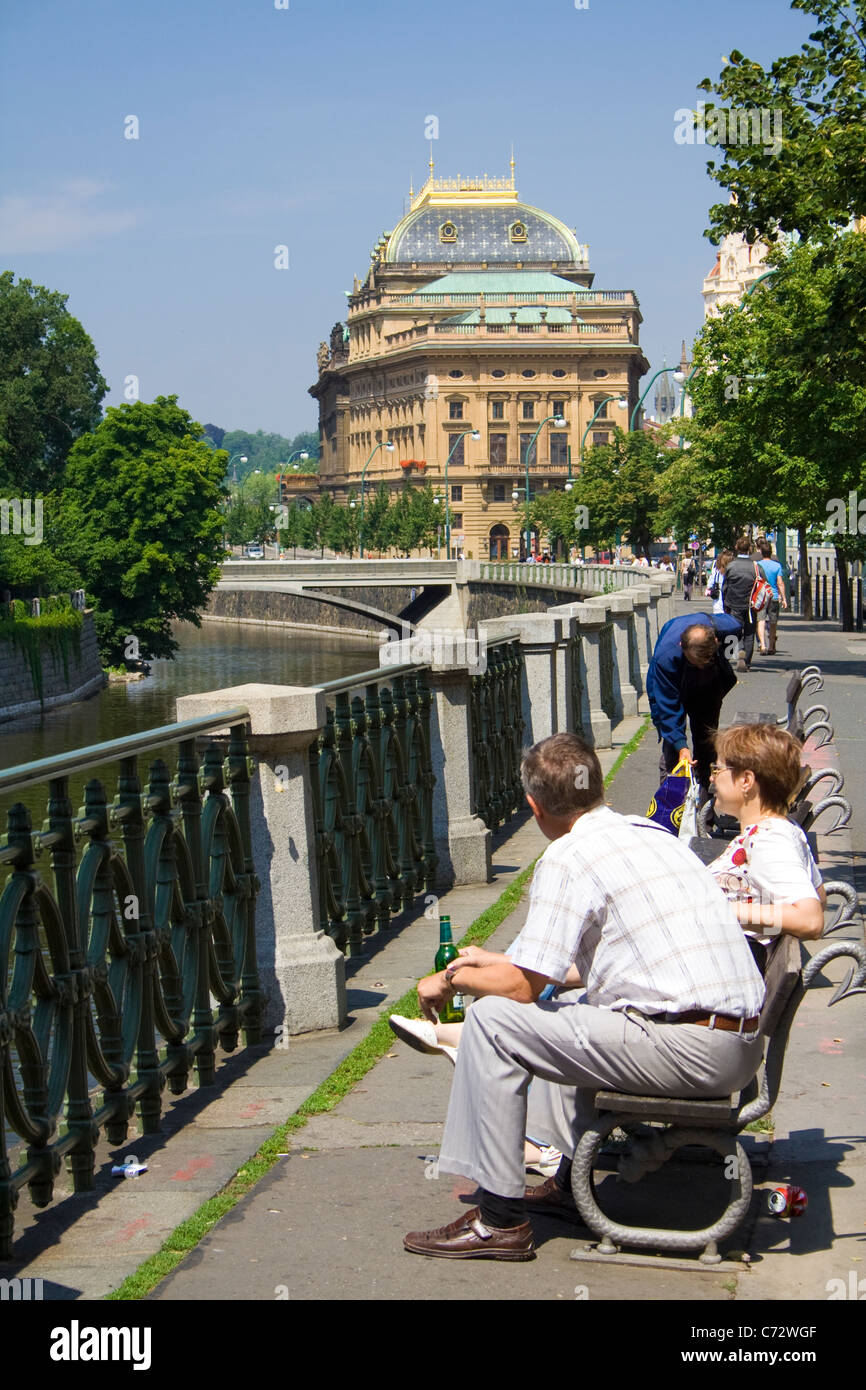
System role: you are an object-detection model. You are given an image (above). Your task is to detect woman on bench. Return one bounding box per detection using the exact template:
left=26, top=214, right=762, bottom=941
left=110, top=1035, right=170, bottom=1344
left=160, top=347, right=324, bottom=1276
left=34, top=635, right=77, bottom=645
left=707, top=723, right=826, bottom=956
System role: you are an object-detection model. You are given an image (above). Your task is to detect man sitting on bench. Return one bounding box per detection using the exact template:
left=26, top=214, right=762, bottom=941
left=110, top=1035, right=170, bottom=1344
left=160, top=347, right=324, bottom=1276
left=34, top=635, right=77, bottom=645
left=403, top=733, right=766, bottom=1262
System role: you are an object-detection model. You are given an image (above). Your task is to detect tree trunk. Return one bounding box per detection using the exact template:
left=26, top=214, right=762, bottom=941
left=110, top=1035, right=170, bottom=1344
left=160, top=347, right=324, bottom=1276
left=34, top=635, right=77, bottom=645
left=835, top=545, right=853, bottom=632
left=798, top=526, right=813, bottom=620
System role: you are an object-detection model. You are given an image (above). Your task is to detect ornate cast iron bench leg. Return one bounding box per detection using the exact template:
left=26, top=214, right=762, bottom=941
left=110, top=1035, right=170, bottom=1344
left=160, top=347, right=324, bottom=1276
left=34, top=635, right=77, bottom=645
left=571, top=1111, right=753, bottom=1264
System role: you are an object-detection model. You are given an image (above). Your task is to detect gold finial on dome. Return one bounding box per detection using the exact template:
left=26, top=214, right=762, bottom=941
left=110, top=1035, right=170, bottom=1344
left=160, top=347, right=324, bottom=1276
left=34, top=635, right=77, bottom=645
left=510, top=144, right=516, bottom=187
left=428, top=141, right=435, bottom=176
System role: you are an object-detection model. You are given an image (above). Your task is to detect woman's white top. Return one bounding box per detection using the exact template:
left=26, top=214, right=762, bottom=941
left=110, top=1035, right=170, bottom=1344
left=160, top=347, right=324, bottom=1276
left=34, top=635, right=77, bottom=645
left=708, top=817, right=822, bottom=943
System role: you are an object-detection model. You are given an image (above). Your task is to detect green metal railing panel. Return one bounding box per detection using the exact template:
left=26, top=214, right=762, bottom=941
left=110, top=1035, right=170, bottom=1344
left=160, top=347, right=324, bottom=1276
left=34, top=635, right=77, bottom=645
left=469, top=640, right=526, bottom=830
left=626, top=615, right=641, bottom=694
left=310, top=668, right=437, bottom=957
left=0, top=712, right=261, bottom=1258
left=598, top=622, right=618, bottom=722
left=569, top=632, right=587, bottom=740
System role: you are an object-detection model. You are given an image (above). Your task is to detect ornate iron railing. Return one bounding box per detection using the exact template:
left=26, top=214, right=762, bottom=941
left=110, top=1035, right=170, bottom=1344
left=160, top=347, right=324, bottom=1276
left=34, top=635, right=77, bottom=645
left=309, top=666, right=437, bottom=957
left=598, top=622, right=618, bottom=722
left=626, top=614, right=641, bottom=694
left=469, top=639, right=526, bottom=829
left=569, top=631, right=587, bottom=740
left=0, top=711, right=261, bottom=1258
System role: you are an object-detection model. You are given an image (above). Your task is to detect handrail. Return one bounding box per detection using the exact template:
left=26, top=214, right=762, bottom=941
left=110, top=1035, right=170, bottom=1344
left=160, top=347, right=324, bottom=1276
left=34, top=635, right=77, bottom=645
left=0, top=708, right=251, bottom=794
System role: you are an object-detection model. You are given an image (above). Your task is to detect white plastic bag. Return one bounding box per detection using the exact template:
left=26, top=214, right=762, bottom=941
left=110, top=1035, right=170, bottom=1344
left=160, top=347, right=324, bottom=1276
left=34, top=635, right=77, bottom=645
left=678, top=773, right=700, bottom=841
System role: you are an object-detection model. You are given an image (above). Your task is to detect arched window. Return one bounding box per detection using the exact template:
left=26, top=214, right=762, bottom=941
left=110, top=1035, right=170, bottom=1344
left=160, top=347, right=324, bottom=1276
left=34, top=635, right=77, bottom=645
left=489, top=523, right=510, bottom=560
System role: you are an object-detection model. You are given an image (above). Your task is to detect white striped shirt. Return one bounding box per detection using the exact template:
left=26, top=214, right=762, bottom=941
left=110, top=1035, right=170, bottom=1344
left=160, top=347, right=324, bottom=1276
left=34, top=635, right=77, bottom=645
left=508, top=805, right=765, bottom=1017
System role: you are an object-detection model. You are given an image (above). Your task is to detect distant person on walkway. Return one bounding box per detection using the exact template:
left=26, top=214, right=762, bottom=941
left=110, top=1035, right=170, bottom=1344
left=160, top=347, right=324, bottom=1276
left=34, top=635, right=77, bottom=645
left=705, top=549, right=733, bottom=615
left=401, top=734, right=764, bottom=1261
left=723, top=537, right=768, bottom=672
left=754, top=539, right=788, bottom=654
left=647, top=612, right=742, bottom=791
left=682, top=555, right=696, bottom=600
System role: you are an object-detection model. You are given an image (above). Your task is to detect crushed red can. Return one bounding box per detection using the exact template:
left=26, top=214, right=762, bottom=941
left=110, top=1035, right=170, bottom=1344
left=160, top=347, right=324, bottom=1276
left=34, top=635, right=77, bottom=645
left=767, top=1185, right=808, bottom=1217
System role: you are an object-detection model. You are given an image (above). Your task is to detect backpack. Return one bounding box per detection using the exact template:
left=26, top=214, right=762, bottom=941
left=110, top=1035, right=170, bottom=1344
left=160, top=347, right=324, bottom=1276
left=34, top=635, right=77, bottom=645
left=750, top=563, right=773, bottom=614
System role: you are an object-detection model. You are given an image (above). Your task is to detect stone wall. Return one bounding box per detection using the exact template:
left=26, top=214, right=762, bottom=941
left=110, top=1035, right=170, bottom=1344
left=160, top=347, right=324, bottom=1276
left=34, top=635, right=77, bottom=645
left=204, top=590, right=384, bottom=638
left=465, top=581, right=581, bottom=624
left=0, top=611, right=105, bottom=724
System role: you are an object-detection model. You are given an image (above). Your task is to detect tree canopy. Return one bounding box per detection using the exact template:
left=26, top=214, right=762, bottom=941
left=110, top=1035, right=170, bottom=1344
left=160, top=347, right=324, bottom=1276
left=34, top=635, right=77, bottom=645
left=697, top=0, right=866, bottom=247
left=59, top=397, right=227, bottom=662
left=0, top=272, right=107, bottom=495
left=219, top=428, right=319, bottom=477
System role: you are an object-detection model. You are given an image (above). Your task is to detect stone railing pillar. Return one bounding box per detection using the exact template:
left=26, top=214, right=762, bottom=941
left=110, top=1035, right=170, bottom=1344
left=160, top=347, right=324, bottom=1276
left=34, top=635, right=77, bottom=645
left=626, top=584, right=653, bottom=711
left=425, top=663, right=492, bottom=886
left=176, top=684, right=346, bottom=1035
left=547, top=603, right=612, bottom=747
left=580, top=596, right=635, bottom=722
left=478, top=614, right=563, bottom=745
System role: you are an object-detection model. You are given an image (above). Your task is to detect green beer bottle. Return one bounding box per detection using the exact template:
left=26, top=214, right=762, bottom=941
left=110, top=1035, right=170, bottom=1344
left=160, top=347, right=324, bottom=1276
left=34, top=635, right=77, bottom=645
left=434, top=914, right=465, bottom=1023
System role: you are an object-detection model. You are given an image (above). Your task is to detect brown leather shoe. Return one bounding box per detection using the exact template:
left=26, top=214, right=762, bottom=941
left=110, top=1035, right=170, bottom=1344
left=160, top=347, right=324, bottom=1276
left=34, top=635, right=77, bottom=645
left=524, top=1174, right=578, bottom=1214
left=403, top=1207, right=535, bottom=1260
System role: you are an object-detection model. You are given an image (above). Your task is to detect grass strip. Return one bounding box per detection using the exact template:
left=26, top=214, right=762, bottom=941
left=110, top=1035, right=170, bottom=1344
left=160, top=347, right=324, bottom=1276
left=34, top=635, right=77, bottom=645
left=603, top=715, right=651, bottom=788
left=107, top=723, right=651, bottom=1301
left=106, top=856, right=537, bottom=1301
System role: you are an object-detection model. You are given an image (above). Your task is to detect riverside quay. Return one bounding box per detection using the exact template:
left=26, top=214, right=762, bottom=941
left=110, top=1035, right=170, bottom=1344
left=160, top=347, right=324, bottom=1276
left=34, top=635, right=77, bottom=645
left=0, top=562, right=669, bottom=1258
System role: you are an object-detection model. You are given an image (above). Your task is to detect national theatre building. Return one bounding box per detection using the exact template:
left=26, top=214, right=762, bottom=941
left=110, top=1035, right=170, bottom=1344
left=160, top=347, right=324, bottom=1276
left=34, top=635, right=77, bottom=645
left=304, top=164, right=649, bottom=560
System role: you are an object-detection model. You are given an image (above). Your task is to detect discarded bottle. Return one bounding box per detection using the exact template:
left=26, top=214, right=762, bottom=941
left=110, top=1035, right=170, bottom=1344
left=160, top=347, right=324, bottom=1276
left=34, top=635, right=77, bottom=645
left=767, top=1185, right=807, bottom=1217
left=111, top=1161, right=148, bottom=1179
left=434, top=914, right=465, bottom=1023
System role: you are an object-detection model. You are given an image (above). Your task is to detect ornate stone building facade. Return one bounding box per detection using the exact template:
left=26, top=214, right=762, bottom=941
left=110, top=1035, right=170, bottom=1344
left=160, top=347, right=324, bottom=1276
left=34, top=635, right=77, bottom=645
left=702, top=231, right=770, bottom=317
left=301, top=167, right=649, bottom=559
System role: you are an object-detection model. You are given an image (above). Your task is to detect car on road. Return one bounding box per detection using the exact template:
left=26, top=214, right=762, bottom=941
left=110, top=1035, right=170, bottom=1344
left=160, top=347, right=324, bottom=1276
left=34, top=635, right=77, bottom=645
left=245, top=543, right=264, bottom=559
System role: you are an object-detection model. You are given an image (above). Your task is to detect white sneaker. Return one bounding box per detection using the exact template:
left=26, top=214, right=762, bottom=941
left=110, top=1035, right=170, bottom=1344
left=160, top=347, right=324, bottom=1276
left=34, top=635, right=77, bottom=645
left=525, top=1144, right=563, bottom=1178
left=388, top=1015, right=458, bottom=1066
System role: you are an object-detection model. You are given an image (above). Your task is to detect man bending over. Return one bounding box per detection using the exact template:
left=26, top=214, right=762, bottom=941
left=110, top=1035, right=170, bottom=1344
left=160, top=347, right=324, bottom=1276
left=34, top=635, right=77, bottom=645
left=403, top=733, right=765, bottom=1261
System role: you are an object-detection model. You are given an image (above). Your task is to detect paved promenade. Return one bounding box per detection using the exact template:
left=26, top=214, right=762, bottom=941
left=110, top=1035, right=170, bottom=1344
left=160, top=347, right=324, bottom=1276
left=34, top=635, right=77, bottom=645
left=6, top=604, right=864, bottom=1302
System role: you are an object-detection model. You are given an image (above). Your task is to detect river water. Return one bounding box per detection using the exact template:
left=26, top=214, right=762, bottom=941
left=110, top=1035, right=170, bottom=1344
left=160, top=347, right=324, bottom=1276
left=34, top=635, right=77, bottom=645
left=0, top=621, right=379, bottom=773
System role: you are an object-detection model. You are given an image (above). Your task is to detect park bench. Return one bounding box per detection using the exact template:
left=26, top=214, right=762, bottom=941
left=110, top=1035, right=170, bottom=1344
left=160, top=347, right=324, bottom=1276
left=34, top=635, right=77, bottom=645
left=569, top=932, right=866, bottom=1265
left=695, top=662, right=851, bottom=842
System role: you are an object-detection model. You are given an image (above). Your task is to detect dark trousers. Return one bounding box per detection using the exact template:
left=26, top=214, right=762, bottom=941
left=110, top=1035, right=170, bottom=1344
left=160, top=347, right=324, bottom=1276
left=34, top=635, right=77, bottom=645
left=659, top=687, right=725, bottom=791
left=726, top=607, right=755, bottom=665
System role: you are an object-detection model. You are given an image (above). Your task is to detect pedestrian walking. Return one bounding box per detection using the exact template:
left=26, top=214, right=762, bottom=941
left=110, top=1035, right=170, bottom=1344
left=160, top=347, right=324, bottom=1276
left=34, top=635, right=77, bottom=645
left=682, top=555, right=696, bottom=600
left=705, top=549, right=733, bottom=615
left=754, top=538, right=788, bottom=654
left=722, top=537, right=769, bottom=672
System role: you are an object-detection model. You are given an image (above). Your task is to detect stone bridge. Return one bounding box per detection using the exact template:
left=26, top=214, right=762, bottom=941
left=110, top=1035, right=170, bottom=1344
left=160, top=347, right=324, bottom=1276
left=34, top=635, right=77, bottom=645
left=212, top=558, right=670, bottom=638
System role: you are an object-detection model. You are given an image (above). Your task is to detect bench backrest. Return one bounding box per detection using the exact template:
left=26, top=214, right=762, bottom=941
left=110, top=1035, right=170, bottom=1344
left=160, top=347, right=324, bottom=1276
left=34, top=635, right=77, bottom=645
left=737, top=934, right=806, bottom=1129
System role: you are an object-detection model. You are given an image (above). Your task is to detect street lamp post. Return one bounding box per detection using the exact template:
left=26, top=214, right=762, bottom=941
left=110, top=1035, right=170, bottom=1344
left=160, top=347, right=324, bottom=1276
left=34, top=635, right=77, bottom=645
left=630, top=368, right=681, bottom=432
left=228, top=453, right=248, bottom=484
left=434, top=429, right=479, bottom=559
left=517, top=414, right=565, bottom=560
left=359, top=440, right=395, bottom=558
left=580, top=396, right=627, bottom=457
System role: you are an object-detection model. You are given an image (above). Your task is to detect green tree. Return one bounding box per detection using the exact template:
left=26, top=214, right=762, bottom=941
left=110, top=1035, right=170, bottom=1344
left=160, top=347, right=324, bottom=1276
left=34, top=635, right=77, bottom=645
left=0, top=272, right=108, bottom=494
left=569, top=429, right=671, bottom=558
left=308, top=491, right=335, bottom=557
left=0, top=494, right=81, bottom=597
left=324, top=492, right=360, bottom=558
left=361, top=483, right=391, bottom=556
left=59, top=396, right=227, bottom=662
left=672, top=232, right=866, bottom=625
left=696, top=0, right=866, bottom=248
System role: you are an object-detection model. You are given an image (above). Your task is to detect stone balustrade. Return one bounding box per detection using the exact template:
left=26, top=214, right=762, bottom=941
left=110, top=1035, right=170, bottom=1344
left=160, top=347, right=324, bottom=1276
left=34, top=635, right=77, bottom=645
left=175, top=574, right=671, bottom=1036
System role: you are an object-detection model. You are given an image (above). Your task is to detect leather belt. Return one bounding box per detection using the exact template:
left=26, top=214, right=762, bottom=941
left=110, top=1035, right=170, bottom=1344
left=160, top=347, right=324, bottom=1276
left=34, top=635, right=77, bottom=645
left=653, top=1011, right=760, bottom=1034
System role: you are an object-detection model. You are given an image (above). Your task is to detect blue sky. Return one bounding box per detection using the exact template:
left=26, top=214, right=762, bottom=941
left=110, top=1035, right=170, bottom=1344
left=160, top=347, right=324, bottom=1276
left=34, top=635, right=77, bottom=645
left=0, top=0, right=814, bottom=437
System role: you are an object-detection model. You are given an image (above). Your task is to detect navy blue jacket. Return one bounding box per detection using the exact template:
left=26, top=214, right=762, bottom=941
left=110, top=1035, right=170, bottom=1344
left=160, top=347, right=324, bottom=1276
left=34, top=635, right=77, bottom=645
left=647, top=612, right=742, bottom=749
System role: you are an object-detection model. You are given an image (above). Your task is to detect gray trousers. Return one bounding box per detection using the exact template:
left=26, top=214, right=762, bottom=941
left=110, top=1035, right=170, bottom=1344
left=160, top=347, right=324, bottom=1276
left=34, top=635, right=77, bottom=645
left=437, top=993, right=763, bottom=1199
